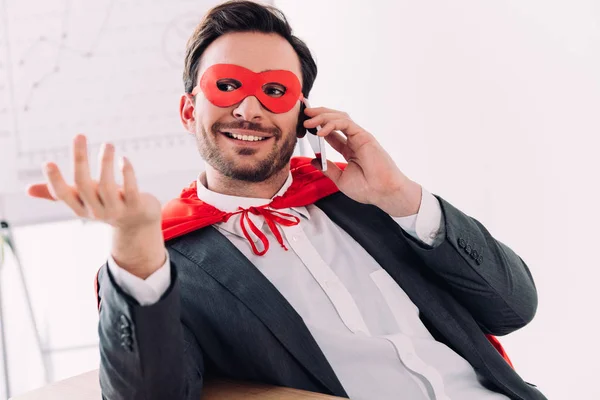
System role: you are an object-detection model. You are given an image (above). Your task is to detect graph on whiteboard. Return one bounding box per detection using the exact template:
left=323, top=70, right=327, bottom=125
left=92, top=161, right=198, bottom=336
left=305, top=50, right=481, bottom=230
left=0, top=0, right=223, bottom=198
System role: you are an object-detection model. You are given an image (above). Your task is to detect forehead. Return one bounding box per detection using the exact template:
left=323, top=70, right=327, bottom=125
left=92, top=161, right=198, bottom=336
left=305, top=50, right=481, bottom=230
left=197, top=32, right=303, bottom=84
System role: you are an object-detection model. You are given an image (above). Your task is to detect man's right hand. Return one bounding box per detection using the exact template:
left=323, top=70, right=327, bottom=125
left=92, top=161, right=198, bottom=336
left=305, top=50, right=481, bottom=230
left=27, top=134, right=167, bottom=279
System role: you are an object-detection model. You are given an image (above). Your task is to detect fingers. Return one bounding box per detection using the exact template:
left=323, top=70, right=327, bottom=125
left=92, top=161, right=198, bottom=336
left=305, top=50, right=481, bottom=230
left=72, top=135, right=104, bottom=218
left=121, top=156, right=140, bottom=205
left=314, top=118, right=348, bottom=137
left=29, top=135, right=143, bottom=222
left=312, top=158, right=343, bottom=184
left=43, top=162, right=88, bottom=217
left=303, top=106, right=344, bottom=116
left=97, top=143, right=120, bottom=213
left=323, top=130, right=348, bottom=155
left=27, top=183, right=56, bottom=201
left=303, top=111, right=364, bottom=137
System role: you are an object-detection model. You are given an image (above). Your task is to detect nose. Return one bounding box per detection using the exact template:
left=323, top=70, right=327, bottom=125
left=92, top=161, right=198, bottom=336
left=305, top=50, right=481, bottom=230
left=232, top=95, right=265, bottom=122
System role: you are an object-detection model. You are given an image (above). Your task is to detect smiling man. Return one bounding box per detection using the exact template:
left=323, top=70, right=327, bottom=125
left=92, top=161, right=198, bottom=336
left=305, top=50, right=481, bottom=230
left=27, top=1, right=546, bottom=399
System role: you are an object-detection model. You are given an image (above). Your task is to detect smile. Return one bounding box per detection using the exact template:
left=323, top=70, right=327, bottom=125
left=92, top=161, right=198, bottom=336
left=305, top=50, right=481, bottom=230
left=222, top=132, right=271, bottom=142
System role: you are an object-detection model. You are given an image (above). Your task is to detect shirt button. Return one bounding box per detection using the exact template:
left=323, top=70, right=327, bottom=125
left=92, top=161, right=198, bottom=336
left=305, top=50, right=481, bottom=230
left=292, top=235, right=299, bottom=242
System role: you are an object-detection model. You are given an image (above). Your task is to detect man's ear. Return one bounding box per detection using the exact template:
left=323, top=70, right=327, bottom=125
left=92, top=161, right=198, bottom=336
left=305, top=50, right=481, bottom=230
left=296, top=103, right=308, bottom=138
left=179, top=94, right=196, bottom=135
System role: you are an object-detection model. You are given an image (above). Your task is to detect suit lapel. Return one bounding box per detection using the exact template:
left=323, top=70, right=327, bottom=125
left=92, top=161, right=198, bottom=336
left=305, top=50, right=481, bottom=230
left=170, top=226, right=347, bottom=397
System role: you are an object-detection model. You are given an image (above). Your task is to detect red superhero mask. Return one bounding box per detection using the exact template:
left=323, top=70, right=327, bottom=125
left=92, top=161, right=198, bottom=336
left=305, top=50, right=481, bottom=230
left=192, top=64, right=303, bottom=113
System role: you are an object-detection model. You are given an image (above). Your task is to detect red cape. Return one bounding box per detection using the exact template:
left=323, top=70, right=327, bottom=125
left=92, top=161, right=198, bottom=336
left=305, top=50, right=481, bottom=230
left=97, top=156, right=514, bottom=369
left=161, top=157, right=345, bottom=241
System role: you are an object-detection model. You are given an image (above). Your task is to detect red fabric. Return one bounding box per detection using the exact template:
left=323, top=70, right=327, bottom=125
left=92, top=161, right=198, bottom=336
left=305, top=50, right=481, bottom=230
left=95, top=156, right=515, bottom=369
left=223, top=207, right=301, bottom=256
left=161, top=157, right=343, bottom=243
left=485, top=334, right=514, bottom=369
left=193, top=63, right=303, bottom=113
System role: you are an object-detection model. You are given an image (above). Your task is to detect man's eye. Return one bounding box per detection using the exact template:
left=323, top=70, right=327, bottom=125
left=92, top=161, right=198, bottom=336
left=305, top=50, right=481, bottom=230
left=263, top=83, right=286, bottom=98
left=216, top=79, right=241, bottom=92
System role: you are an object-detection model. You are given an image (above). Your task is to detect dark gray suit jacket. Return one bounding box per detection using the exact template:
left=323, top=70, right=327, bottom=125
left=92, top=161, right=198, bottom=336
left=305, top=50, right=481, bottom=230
left=97, top=192, right=547, bottom=400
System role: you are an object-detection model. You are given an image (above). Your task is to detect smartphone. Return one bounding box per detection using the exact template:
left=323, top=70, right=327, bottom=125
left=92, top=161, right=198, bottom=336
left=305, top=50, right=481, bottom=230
left=300, top=98, right=327, bottom=171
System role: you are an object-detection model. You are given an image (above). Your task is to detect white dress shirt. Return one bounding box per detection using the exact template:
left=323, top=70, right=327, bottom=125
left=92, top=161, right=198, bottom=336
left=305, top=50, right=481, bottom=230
left=108, top=173, right=508, bottom=400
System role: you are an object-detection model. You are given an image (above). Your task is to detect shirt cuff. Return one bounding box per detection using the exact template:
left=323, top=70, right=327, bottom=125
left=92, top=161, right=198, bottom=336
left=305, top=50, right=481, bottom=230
left=392, top=187, right=446, bottom=247
left=106, top=250, right=171, bottom=306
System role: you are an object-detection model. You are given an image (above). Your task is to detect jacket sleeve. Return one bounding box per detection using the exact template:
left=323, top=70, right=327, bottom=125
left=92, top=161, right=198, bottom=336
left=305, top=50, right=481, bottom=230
left=96, top=261, right=204, bottom=399
left=398, top=194, right=539, bottom=336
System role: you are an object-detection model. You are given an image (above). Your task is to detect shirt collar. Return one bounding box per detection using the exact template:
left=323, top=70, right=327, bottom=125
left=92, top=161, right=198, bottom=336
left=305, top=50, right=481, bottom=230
left=196, top=172, right=310, bottom=240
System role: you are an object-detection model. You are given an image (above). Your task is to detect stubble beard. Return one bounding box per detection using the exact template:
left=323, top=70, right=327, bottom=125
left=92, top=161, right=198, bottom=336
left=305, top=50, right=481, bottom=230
left=195, top=121, right=298, bottom=183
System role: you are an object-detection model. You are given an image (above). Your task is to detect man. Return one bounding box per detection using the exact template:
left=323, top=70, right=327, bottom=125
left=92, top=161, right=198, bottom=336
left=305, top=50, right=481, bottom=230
left=27, top=1, right=546, bottom=399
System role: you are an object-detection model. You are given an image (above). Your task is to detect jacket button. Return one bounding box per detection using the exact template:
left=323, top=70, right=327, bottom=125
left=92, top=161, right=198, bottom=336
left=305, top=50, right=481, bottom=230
left=120, top=325, right=132, bottom=336
left=457, top=238, right=466, bottom=248
left=121, top=336, right=133, bottom=351
left=470, top=249, right=479, bottom=259
left=476, top=256, right=484, bottom=265
left=465, top=244, right=472, bottom=254
left=121, top=342, right=133, bottom=352
left=119, top=315, right=130, bottom=328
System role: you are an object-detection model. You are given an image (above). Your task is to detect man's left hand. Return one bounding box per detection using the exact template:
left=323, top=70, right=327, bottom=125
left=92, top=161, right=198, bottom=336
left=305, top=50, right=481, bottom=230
left=303, top=106, right=422, bottom=217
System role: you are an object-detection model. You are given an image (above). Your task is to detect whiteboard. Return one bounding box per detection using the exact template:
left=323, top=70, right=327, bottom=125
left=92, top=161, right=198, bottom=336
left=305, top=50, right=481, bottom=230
left=0, top=0, right=279, bottom=226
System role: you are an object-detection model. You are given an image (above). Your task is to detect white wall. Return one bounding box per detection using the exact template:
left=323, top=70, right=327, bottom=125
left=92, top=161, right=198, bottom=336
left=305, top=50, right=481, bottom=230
left=0, top=220, right=109, bottom=398
left=275, top=0, right=600, bottom=399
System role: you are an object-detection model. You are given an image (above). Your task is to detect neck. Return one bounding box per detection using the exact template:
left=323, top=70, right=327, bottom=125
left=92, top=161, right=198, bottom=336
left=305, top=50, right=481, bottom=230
left=203, top=164, right=290, bottom=199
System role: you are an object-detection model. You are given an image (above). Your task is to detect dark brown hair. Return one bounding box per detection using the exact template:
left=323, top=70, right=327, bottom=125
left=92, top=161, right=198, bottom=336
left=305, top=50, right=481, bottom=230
left=183, top=0, right=317, bottom=99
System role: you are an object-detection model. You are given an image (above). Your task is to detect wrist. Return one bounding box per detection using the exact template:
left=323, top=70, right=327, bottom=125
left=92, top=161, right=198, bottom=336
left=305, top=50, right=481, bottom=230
left=111, top=222, right=166, bottom=279
left=375, top=181, right=422, bottom=218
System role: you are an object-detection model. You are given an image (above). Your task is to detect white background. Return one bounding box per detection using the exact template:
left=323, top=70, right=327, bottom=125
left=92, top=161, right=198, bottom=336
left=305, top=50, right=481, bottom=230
left=1, top=0, right=599, bottom=399
left=277, top=1, right=600, bottom=397
left=0, top=0, right=220, bottom=226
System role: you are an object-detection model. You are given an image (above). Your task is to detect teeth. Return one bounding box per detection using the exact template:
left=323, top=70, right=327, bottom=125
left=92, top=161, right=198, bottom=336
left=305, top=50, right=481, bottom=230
left=225, top=132, right=267, bottom=142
